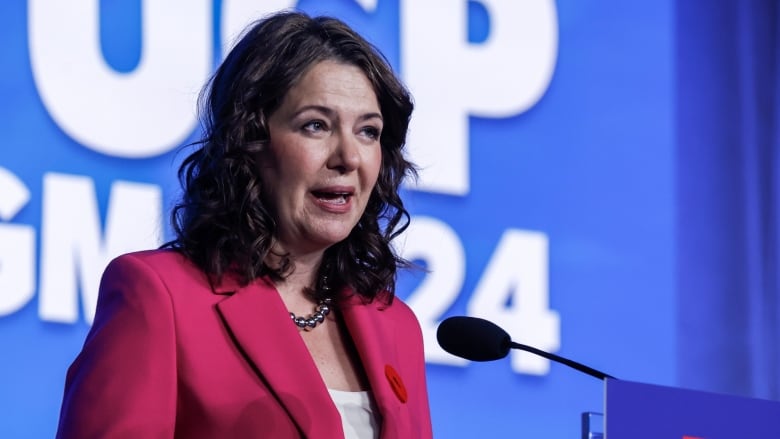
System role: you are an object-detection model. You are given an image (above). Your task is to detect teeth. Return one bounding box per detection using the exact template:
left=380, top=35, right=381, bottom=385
left=314, top=192, right=348, bottom=204
left=322, top=195, right=346, bottom=205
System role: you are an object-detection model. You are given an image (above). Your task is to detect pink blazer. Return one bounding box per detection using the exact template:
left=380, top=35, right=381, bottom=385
left=56, top=250, right=433, bottom=438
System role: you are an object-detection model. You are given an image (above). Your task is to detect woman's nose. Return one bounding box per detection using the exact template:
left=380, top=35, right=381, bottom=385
left=328, top=133, right=361, bottom=173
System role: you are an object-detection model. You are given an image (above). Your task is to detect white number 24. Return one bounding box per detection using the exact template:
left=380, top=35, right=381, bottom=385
left=399, top=216, right=561, bottom=375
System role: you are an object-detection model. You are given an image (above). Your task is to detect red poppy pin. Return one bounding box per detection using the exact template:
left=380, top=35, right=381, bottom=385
left=384, top=364, right=408, bottom=403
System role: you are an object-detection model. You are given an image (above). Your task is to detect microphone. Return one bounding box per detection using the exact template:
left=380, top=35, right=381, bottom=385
left=436, top=316, right=616, bottom=380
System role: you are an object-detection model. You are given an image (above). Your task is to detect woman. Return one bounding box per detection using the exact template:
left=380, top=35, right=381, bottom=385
left=56, top=11, right=432, bottom=439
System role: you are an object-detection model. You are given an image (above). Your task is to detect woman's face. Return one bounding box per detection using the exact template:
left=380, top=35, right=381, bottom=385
left=258, top=60, right=383, bottom=258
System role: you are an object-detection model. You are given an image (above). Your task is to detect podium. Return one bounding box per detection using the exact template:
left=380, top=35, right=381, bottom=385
left=583, top=379, right=780, bottom=438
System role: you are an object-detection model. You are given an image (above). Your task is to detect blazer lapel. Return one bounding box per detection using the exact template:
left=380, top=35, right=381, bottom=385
left=341, top=296, right=409, bottom=439
left=215, top=277, right=344, bottom=438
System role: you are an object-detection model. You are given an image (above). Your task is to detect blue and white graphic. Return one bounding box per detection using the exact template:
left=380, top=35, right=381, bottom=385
left=3, top=1, right=779, bottom=438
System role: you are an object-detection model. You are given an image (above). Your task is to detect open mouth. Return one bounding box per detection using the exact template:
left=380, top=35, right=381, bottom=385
left=312, top=190, right=352, bottom=205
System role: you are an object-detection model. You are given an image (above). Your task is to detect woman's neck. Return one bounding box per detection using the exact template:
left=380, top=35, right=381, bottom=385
left=266, top=247, right=325, bottom=302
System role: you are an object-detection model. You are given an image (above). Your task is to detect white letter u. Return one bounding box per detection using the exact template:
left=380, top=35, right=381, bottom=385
left=28, top=0, right=212, bottom=158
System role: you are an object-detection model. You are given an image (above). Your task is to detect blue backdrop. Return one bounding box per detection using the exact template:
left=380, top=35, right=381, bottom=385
left=0, top=1, right=775, bottom=438
left=677, top=0, right=780, bottom=401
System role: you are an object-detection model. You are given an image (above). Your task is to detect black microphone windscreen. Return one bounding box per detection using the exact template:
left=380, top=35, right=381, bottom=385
left=436, top=316, right=511, bottom=361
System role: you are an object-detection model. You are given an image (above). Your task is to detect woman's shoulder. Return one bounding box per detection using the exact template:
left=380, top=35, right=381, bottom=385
left=111, top=248, right=187, bottom=265
left=382, top=295, right=415, bottom=317
left=387, top=297, right=423, bottom=331
left=104, top=248, right=207, bottom=289
left=107, top=248, right=196, bottom=272
left=346, top=291, right=419, bottom=326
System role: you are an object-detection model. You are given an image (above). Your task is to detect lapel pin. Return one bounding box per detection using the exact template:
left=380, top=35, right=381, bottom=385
left=384, top=364, right=408, bottom=403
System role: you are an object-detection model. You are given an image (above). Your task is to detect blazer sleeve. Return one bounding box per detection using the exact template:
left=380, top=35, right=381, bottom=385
left=404, top=304, right=434, bottom=438
left=56, top=254, right=178, bottom=439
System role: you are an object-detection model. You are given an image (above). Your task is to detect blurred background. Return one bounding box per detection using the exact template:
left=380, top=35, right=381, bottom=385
left=1, top=0, right=778, bottom=437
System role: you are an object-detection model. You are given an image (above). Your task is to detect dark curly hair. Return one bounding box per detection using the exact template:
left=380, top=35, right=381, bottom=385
left=168, top=11, right=416, bottom=304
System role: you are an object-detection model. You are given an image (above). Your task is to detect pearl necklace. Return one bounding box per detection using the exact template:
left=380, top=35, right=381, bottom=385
left=290, top=297, right=333, bottom=331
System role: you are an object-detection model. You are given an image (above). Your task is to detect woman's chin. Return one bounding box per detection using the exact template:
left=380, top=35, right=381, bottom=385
left=293, top=227, right=355, bottom=253
left=318, top=230, right=354, bottom=248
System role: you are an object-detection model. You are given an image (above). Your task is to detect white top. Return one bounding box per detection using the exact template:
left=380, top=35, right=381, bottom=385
left=327, top=389, right=380, bottom=439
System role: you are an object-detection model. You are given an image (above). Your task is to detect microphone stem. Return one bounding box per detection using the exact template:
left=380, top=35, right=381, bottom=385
left=509, top=341, right=616, bottom=380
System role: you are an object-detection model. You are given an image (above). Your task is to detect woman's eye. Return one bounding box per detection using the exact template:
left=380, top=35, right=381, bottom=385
left=302, top=120, right=326, bottom=133
left=361, top=126, right=381, bottom=140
